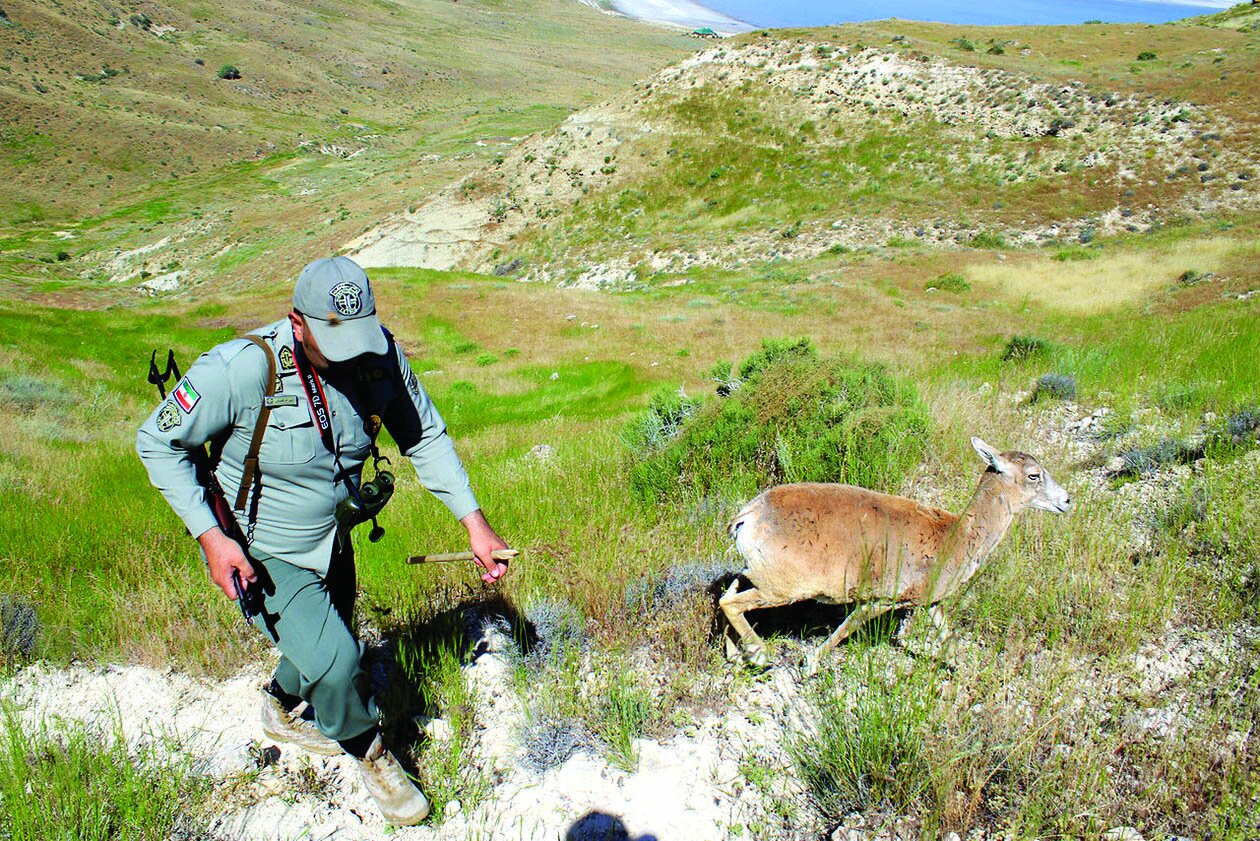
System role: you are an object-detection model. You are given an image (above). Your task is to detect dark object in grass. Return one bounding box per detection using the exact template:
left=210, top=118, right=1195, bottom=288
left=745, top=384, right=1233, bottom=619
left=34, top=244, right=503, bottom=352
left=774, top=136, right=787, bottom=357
left=521, top=717, right=593, bottom=772
left=1178, top=270, right=1213, bottom=285
left=0, top=595, right=39, bottom=659
left=1032, top=373, right=1077, bottom=403
left=217, top=64, right=241, bottom=80
left=1002, top=335, right=1052, bottom=362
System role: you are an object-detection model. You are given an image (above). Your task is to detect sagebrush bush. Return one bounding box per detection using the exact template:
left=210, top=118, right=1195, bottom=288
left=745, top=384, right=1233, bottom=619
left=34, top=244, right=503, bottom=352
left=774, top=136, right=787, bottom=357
left=625, top=338, right=929, bottom=502
left=624, top=558, right=739, bottom=611
left=521, top=716, right=592, bottom=772
left=1032, top=373, right=1077, bottom=403
left=0, top=595, right=38, bottom=662
left=523, top=597, right=587, bottom=666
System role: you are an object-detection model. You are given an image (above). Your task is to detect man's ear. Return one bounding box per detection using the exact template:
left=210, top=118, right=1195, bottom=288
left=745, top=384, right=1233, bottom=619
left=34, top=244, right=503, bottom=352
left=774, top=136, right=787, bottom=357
left=288, top=310, right=304, bottom=341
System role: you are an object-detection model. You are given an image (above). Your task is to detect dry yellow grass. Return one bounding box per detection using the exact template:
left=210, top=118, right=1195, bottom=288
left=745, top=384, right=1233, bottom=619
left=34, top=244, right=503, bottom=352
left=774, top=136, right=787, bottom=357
left=965, top=236, right=1253, bottom=313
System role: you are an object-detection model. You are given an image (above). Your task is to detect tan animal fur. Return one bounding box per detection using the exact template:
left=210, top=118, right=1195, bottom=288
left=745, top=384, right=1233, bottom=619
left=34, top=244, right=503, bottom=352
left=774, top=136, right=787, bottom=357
left=721, top=438, right=1071, bottom=672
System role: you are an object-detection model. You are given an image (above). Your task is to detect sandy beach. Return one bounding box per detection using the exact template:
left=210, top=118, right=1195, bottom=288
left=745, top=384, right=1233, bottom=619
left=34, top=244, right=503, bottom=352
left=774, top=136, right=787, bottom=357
left=582, top=0, right=756, bottom=35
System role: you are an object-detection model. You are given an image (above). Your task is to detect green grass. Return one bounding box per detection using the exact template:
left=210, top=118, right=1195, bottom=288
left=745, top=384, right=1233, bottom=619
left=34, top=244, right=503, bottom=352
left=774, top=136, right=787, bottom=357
left=787, top=648, right=934, bottom=821
left=0, top=705, right=208, bottom=840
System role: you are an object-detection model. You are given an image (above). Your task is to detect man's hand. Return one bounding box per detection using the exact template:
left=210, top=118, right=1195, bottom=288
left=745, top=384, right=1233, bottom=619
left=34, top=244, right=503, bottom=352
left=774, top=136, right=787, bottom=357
left=198, top=526, right=257, bottom=599
left=460, top=509, right=510, bottom=583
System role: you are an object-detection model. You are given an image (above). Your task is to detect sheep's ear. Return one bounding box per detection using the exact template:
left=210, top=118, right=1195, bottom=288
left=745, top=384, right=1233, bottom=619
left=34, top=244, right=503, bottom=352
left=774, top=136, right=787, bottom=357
left=971, top=437, right=1014, bottom=474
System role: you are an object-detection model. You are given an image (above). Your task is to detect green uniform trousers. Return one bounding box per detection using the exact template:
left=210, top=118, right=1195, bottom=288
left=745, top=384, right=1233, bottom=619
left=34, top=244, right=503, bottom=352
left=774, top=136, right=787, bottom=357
left=248, top=544, right=379, bottom=742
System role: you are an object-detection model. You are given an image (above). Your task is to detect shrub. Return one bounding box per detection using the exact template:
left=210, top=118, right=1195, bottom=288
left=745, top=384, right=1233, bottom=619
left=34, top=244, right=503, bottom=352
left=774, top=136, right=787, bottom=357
left=0, top=374, right=73, bottom=412
left=1137, top=51, right=1157, bottom=61
left=523, top=597, right=587, bottom=666
left=1052, top=246, right=1100, bottom=262
left=128, top=13, right=151, bottom=30
left=1032, top=373, right=1077, bottom=403
left=1001, top=334, right=1053, bottom=362
left=0, top=595, right=38, bottom=662
left=216, top=64, right=241, bottom=80
left=624, top=558, right=739, bottom=611
left=1113, top=438, right=1204, bottom=477
left=625, top=338, right=929, bottom=502
left=521, top=716, right=592, bottom=772
left=968, top=230, right=1007, bottom=249
left=928, top=272, right=970, bottom=293
left=952, top=37, right=976, bottom=52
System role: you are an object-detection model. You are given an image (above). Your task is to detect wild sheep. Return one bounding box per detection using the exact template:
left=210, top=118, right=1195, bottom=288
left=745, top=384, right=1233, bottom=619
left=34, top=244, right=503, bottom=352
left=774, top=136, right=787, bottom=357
left=722, top=438, right=1071, bottom=672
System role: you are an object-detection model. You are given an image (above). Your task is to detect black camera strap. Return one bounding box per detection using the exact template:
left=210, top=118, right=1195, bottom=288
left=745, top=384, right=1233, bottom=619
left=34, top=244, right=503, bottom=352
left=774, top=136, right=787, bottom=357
left=293, top=343, right=337, bottom=457
left=294, top=343, right=389, bottom=540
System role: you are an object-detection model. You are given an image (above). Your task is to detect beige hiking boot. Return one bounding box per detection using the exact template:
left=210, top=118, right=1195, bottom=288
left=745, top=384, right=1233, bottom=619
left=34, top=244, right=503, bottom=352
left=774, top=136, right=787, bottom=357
left=259, top=687, right=342, bottom=756
left=357, top=733, right=431, bottom=826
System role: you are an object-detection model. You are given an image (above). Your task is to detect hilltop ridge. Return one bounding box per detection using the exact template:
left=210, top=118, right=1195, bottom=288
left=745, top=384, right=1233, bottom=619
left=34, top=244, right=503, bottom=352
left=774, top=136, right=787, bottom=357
left=349, top=19, right=1260, bottom=286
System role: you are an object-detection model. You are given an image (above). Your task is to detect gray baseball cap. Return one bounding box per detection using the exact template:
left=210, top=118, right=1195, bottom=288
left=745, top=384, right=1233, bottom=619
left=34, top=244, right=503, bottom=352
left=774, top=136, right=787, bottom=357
left=292, top=256, right=388, bottom=362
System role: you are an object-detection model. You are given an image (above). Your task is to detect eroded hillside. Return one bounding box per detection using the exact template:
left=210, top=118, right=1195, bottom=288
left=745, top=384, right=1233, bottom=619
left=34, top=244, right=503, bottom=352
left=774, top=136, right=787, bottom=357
left=349, top=20, right=1260, bottom=286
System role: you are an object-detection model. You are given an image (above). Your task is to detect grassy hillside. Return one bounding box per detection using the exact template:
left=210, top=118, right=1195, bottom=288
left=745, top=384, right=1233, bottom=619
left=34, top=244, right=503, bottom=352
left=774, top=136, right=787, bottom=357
left=0, top=0, right=695, bottom=293
left=459, top=18, right=1259, bottom=282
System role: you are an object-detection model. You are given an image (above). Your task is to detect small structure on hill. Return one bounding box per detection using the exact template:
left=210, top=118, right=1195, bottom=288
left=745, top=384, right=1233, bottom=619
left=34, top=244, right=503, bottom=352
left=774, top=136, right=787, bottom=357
left=691, top=27, right=720, bottom=39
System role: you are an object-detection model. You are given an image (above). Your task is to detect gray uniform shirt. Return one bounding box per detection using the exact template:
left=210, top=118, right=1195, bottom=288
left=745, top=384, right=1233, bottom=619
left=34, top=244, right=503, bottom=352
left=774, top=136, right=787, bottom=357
left=136, top=318, right=479, bottom=575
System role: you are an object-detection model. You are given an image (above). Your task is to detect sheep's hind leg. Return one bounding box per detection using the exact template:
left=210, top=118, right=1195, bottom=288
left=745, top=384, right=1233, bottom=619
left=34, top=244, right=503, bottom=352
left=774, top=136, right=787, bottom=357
left=806, top=602, right=895, bottom=676
left=719, top=580, right=791, bottom=669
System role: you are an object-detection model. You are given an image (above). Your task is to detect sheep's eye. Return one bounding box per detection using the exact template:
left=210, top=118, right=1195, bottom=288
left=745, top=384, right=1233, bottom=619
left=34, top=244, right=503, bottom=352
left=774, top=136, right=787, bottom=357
left=1028, top=473, right=1041, bottom=483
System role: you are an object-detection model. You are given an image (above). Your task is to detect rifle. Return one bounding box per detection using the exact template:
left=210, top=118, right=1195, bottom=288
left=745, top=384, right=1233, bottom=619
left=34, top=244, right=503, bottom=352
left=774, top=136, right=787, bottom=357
left=149, top=348, right=254, bottom=626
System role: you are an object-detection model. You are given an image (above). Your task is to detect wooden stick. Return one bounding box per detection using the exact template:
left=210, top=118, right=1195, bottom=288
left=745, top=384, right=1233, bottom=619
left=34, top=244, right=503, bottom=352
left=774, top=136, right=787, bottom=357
left=406, top=548, right=519, bottom=565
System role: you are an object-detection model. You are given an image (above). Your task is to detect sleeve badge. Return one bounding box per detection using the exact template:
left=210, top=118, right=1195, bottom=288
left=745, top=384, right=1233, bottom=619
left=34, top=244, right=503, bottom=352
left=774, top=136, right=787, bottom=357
left=156, top=400, right=181, bottom=432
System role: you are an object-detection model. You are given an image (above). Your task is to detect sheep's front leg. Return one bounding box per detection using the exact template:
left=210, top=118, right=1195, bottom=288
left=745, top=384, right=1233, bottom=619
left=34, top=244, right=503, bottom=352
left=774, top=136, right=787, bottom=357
left=806, top=601, right=895, bottom=676
left=719, top=580, right=791, bottom=669
left=928, top=603, right=958, bottom=668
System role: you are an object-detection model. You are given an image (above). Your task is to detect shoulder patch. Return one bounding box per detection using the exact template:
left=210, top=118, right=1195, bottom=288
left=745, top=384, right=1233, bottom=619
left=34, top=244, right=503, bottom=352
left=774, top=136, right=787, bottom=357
left=156, top=400, right=181, bottom=432
left=406, top=367, right=420, bottom=395
left=173, top=379, right=201, bottom=413
left=278, top=345, right=296, bottom=372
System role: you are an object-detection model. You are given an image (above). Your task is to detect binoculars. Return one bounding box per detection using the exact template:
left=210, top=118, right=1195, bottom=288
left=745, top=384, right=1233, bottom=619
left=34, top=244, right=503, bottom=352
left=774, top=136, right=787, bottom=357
left=335, top=469, right=395, bottom=542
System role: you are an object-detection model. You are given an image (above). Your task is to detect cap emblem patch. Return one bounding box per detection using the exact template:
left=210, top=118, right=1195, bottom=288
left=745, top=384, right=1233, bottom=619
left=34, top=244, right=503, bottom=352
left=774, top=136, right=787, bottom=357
left=330, top=282, right=364, bottom=317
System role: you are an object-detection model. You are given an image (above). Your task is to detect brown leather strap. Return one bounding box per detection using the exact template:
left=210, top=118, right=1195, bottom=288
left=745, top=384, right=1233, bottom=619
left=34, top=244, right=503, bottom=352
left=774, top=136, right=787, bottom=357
left=234, top=335, right=278, bottom=513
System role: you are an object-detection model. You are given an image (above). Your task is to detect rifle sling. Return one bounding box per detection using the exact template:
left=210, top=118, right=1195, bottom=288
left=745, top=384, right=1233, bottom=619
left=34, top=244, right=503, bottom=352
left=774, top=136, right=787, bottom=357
left=233, top=335, right=278, bottom=513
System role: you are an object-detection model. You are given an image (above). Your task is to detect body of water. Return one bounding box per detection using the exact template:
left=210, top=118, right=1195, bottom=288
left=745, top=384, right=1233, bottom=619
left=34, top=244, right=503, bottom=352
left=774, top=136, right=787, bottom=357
left=700, top=0, right=1232, bottom=28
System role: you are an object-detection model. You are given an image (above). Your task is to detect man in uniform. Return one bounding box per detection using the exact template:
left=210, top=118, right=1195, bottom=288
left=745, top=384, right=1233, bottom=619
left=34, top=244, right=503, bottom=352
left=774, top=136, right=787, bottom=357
left=137, top=255, right=509, bottom=825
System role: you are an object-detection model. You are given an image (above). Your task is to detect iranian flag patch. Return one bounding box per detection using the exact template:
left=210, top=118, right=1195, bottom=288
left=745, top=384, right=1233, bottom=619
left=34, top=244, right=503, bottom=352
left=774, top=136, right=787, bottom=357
left=173, top=379, right=201, bottom=413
